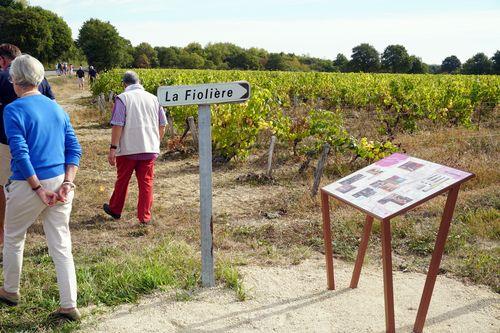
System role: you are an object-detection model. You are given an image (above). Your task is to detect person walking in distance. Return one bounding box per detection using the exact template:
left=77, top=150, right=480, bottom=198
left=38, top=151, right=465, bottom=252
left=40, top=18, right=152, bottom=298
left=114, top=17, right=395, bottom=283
left=0, top=43, right=55, bottom=246
left=88, top=66, right=97, bottom=84
left=76, top=66, right=85, bottom=90
left=103, top=71, right=166, bottom=225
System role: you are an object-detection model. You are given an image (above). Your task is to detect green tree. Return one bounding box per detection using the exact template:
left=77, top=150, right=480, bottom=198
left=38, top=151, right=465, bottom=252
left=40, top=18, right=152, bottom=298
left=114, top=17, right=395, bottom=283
left=427, top=64, right=441, bottom=74
left=226, top=50, right=260, bottom=70
left=62, top=42, right=87, bottom=65
left=308, top=58, right=336, bottom=72
left=333, top=53, right=349, bottom=72
left=0, top=5, right=72, bottom=64
left=134, top=54, right=150, bottom=68
left=408, top=55, right=428, bottom=74
left=156, top=46, right=181, bottom=68
left=0, top=7, right=52, bottom=62
left=121, top=38, right=135, bottom=68
left=247, top=47, right=267, bottom=69
left=77, top=19, right=130, bottom=71
left=265, top=53, right=287, bottom=71
left=178, top=51, right=205, bottom=69
left=203, top=43, right=226, bottom=68
left=491, top=50, right=500, bottom=74
left=265, top=52, right=309, bottom=71
left=30, top=6, right=72, bottom=63
left=462, top=53, right=493, bottom=74
left=283, top=55, right=308, bottom=71
left=204, top=42, right=242, bottom=69
left=184, top=42, right=204, bottom=56
left=441, top=55, right=461, bottom=73
left=381, top=44, right=411, bottom=73
left=0, top=0, right=27, bottom=9
left=349, top=43, right=380, bottom=72
left=134, top=42, right=158, bottom=68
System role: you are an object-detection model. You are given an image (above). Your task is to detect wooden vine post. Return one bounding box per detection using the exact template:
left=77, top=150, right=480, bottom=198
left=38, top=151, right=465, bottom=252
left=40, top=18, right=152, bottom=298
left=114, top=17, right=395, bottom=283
left=164, top=108, right=175, bottom=137
left=97, top=93, right=106, bottom=115
left=311, top=143, right=330, bottom=196
left=266, top=135, right=277, bottom=177
left=187, top=116, right=199, bottom=150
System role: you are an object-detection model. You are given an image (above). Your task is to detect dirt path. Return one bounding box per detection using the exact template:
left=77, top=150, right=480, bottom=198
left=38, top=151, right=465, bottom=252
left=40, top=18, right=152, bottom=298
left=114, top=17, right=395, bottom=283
left=82, top=256, right=499, bottom=333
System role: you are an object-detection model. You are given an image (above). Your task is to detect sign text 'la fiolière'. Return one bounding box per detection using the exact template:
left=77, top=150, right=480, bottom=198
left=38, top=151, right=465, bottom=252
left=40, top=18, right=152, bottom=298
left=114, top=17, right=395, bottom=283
left=157, top=81, right=250, bottom=107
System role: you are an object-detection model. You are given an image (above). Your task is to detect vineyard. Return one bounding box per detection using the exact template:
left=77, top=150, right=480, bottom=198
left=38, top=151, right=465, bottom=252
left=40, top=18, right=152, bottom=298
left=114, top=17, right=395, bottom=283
left=92, top=70, right=499, bottom=161
left=0, top=73, right=498, bottom=332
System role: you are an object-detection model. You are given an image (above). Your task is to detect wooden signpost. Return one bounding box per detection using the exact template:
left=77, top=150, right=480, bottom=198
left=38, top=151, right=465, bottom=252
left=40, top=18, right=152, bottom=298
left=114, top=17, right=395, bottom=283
left=319, top=153, right=474, bottom=333
left=157, top=81, right=250, bottom=287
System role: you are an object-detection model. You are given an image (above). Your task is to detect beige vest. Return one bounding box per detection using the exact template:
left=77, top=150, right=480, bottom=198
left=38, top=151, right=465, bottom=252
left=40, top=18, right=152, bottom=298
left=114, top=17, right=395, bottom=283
left=116, top=84, right=161, bottom=156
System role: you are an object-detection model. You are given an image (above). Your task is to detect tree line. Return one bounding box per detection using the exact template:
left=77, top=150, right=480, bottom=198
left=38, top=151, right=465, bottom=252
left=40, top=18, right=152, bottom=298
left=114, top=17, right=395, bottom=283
left=1, top=1, right=499, bottom=75
left=75, top=19, right=500, bottom=75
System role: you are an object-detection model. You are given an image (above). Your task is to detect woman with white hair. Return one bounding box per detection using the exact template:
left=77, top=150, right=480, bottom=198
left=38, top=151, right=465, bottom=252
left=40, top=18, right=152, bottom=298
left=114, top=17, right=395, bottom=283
left=0, top=54, right=82, bottom=321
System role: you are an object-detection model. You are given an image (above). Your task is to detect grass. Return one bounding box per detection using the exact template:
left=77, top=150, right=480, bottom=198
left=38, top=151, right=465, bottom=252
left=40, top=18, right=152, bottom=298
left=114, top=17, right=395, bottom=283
left=0, top=238, right=200, bottom=332
left=1, top=77, right=499, bottom=331
left=216, top=260, right=248, bottom=301
left=0, top=237, right=248, bottom=331
left=459, top=248, right=500, bottom=292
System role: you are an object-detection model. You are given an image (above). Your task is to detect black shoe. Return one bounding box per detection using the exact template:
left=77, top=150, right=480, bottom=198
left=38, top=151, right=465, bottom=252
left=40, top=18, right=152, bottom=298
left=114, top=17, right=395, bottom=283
left=103, top=204, right=121, bottom=220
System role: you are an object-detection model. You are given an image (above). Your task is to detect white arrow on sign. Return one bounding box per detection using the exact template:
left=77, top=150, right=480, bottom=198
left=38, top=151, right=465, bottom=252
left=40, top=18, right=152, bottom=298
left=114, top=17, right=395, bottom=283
left=157, top=81, right=250, bottom=107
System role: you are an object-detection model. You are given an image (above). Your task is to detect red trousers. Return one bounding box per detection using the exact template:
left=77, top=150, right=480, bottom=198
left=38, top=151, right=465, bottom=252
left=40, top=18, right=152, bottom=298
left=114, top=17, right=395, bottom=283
left=108, top=156, right=155, bottom=222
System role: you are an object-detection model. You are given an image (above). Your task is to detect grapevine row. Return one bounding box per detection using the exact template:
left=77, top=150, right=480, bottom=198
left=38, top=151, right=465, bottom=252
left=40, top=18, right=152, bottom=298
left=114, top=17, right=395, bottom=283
left=92, top=69, right=499, bottom=161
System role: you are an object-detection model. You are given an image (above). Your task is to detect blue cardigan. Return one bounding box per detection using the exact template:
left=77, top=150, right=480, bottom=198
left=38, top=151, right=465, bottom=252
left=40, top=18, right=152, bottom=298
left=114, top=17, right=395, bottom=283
left=4, top=94, right=81, bottom=181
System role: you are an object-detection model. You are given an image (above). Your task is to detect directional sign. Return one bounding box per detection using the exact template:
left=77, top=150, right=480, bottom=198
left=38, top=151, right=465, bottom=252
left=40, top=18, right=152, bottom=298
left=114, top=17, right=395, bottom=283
left=156, top=80, right=251, bottom=288
left=157, top=81, right=250, bottom=107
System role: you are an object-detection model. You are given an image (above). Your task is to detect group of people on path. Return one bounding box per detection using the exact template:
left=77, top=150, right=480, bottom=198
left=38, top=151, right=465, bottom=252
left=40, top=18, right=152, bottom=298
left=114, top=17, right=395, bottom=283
left=57, top=62, right=97, bottom=90
left=75, top=65, right=97, bottom=90
left=56, top=62, right=72, bottom=76
left=0, top=43, right=166, bottom=322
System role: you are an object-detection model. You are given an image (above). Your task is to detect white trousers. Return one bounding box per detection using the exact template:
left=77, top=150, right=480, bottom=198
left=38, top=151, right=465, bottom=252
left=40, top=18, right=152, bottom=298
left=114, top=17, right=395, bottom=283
left=3, top=174, right=77, bottom=308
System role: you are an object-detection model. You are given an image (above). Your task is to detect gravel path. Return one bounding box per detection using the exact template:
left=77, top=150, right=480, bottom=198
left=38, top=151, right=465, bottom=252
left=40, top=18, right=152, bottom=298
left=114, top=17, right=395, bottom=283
left=81, top=256, right=499, bottom=333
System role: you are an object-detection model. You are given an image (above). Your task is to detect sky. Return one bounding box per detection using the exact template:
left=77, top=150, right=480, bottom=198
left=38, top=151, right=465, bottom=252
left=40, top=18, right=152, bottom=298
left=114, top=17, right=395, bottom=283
left=29, top=0, right=500, bottom=64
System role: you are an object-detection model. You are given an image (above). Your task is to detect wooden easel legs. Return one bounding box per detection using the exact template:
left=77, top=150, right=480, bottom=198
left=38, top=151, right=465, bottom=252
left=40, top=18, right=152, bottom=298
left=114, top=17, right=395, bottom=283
left=322, top=185, right=462, bottom=333
left=381, top=219, right=396, bottom=333
left=349, top=215, right=394, bottom=332
left=413, top=185, right=460, bottom=333
left=350, top=215, right=374, bottom=288
left=321, top=190, right=335, bottom=290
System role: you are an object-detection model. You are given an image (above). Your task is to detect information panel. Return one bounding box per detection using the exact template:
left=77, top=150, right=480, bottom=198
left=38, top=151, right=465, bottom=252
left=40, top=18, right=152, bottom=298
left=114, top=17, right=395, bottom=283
left=322, top=153, right=473, bottom=219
